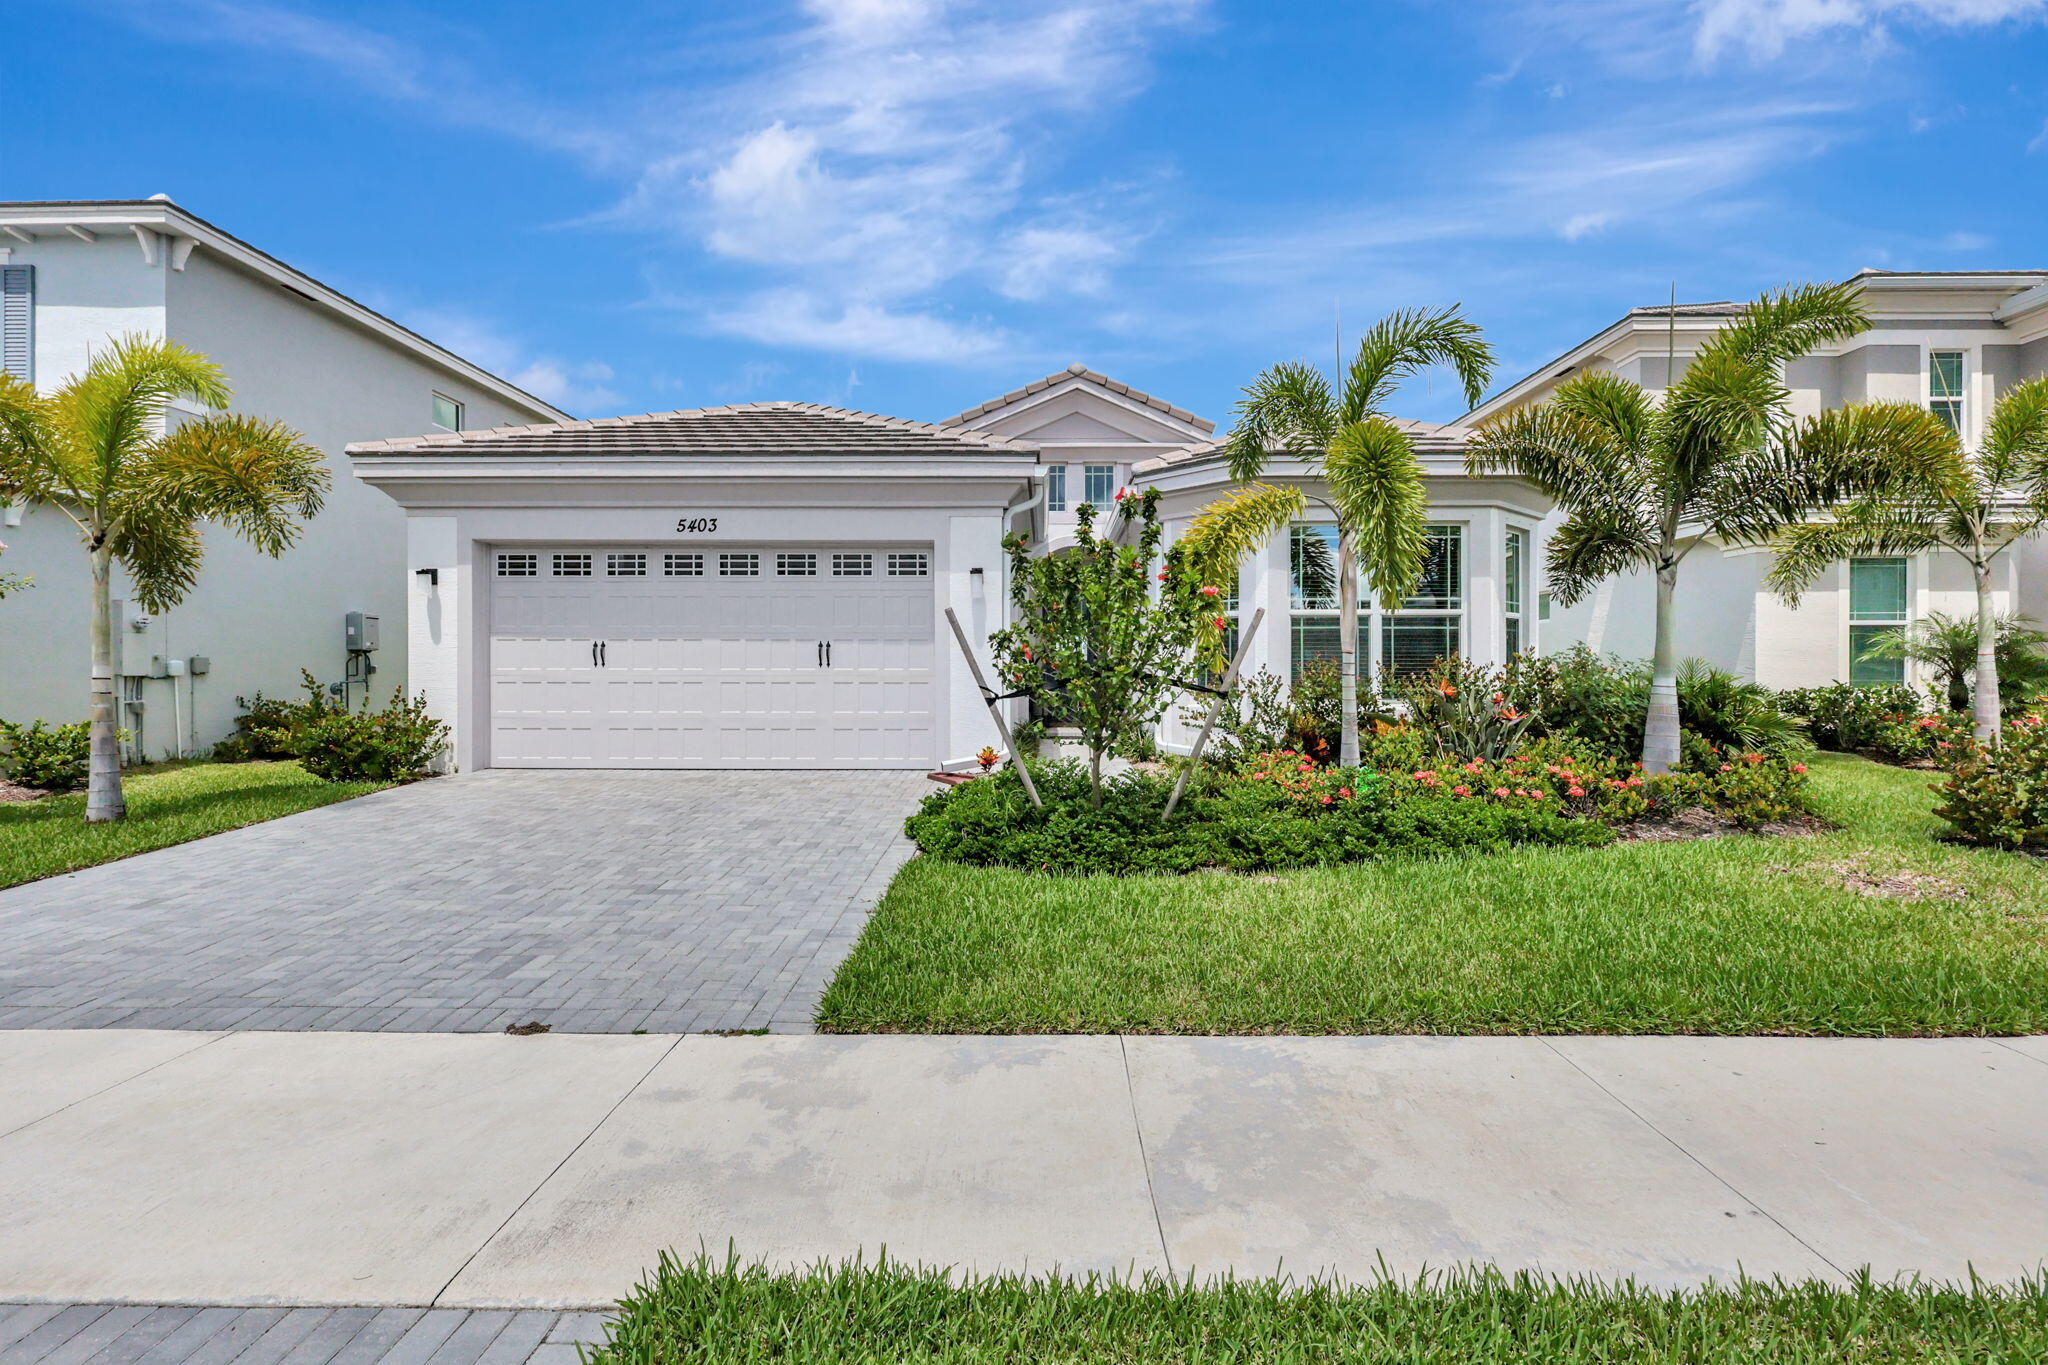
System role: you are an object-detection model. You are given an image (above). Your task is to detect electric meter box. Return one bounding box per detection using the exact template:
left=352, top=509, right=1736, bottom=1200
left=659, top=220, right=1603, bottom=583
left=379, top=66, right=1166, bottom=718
left=344, top=612, right=380, bottom=652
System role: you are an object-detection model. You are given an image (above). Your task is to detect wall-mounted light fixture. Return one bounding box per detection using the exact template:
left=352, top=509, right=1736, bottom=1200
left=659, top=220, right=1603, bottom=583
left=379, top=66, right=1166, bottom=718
left=969, top=565, right=985, bottom=601
left=415, top=568, right=440, bottom=586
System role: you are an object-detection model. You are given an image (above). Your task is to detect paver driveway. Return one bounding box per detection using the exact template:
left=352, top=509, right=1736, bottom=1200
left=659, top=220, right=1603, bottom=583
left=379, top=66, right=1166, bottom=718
left=0, top=770, right=924, bottom=1033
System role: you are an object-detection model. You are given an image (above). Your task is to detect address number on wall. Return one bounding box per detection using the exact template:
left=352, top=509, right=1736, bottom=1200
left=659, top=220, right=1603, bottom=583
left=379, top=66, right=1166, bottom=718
left=674, top=517, right=720, bottom=533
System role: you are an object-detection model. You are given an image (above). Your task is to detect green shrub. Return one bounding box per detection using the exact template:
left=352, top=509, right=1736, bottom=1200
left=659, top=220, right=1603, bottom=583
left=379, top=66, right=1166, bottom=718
left=1396, top=661, right=1536, bottom=762
left=1932, top=714, right=2048, bottom=851
left=1778, top=683, right=1959, bottom=763
left=213, top=675, right=340, bottom=762
left=0, top=719, right=93, bottom=792
left=270, top=689, right=447, bottom=783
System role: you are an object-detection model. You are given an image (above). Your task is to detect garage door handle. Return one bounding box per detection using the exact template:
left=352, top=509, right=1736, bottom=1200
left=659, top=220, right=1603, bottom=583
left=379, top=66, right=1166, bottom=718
left=816, top=640, right=824, bottom=667
left=824, top=640, right=833, bottom=667
left=591, top=641, right=599, bottom=667
left=600, top=640, right=608, bottom=667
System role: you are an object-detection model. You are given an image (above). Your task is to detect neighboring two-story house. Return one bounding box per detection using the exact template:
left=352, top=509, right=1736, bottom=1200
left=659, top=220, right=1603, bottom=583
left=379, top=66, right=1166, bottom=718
left=0, top=199, right=567, bottom=758
left=1463, top=270, right=2048, bottom=691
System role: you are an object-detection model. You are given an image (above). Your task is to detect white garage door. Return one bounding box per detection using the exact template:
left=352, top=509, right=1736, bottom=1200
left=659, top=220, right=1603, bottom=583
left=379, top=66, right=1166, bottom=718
left=488, top=545, right=937, bottom=769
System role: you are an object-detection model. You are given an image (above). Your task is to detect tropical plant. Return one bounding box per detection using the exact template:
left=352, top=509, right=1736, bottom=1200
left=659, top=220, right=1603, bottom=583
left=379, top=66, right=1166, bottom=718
left=1857, top=611, right=2048, bottom=714
left=989, top=490, right=1216, bottom=808
left=1177, top=308, right=1494, bottom=767
left=272, top=687, right=447, bottom=783
left=1468, top=282, right=1952, bottom=772
left=1767, top=376, right=2048, bottom=741
left=0, top=536, right=26, bottom=600
left=1932, top=711, right=2048, bottom=851
left=0, top=335, right=327, bottom=821
left=0, top=719, right=93, bottom=792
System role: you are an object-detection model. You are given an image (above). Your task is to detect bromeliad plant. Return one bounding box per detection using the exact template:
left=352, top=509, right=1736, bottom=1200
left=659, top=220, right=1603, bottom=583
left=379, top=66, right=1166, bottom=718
left=1469, top=283, right=1953, bottom=774
left=990, top=488, right=1220, bottom=809
left=0, top=335, right=326, bottom=822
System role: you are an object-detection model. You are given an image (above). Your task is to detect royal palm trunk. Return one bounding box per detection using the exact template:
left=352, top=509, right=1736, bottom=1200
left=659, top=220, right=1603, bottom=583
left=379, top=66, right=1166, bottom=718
left=1973, top=559, right=2001, bottom=742
left=86, top=542, right=126, bottom=822
left=1643, top=559, right=1681, bottom=775
left=1336, top=532, right=1361, bottom=769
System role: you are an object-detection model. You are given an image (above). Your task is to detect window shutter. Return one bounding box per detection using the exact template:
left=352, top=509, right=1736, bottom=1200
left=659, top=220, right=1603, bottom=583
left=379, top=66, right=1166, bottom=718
left=0, top=265, right=32, bottom=383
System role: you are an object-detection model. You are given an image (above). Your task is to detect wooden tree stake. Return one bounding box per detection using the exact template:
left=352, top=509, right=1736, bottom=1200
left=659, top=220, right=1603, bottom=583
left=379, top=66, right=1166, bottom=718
left=944, top=607, right=1043, bottom=809
left=1164, top=607, right=1265, bottom=820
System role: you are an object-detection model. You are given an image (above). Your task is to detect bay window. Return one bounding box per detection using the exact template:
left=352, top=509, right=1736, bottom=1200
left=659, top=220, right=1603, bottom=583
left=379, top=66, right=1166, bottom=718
left=1504, top=527, right=1528, bottom=659
left=1289, top=523, right=1464, bottom=681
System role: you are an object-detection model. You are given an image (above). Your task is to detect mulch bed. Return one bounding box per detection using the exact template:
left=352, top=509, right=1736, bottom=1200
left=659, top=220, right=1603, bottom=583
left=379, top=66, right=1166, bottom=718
left=1617, top=806, right=1831, bottom=844
left=0, top=779, right=50, bottom=803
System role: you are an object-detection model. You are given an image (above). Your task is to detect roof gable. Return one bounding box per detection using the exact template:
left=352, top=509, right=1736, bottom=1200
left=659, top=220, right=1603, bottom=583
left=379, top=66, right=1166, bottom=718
left=943, top=363, right=1214, bottom=438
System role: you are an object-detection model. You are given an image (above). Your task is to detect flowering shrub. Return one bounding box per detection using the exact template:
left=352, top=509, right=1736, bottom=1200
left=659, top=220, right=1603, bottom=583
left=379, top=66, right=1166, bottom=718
left=1778, top=683, right=1960, bottom=763
left=1397, top=663, right=1536, bottom=762
left=1931, top=713, right=2048, bottom=851
left=269, top=689, right=447, bottom=783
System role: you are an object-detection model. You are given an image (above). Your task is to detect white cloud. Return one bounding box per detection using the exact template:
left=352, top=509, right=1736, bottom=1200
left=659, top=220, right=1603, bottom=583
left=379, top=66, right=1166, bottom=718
left=707, top=290, right=1007, bottom=363
left=996, top=225, right=1122, bottom=300
left=1561, top=212, right=1612, bottom=240
left=1694, top=0, right=2048, bottom=62
left=401, top=307, right=624, bottom=415
left=1938, top=229, right=1992, bottom=250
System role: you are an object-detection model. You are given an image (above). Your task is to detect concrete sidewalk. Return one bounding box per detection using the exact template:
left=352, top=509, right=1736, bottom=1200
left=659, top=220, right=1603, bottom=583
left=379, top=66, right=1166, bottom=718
left=1, top=1031, right=2044, bottom=1312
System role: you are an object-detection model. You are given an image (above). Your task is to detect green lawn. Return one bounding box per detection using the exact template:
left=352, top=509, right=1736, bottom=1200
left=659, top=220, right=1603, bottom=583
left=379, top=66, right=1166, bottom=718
left=589, top=1252, right=2048, bottom=1364
left=0, top=760, right=394, bottom=889
left=816, top=754, right=2048, bottom=1035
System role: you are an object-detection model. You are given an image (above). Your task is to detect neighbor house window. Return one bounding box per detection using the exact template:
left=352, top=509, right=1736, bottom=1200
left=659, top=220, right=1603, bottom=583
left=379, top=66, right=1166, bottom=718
left=1848, top=556, right=1908, bottom=685
left=432, top=392, right=464, bottom=431
left=1504, top=527, right=1528, bottom=658
left=1928, top=351, right=1964, bottom=436
left=1083, top=464, right=1116, bottom=506
left=1045, top=464, right=1068, bottom=513
left=1288, top=523, right=1464, bottom=681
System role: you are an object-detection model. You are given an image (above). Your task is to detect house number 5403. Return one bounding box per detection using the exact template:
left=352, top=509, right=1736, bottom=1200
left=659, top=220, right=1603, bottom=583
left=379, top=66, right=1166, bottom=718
left=674, top=517, right=719, bottom=533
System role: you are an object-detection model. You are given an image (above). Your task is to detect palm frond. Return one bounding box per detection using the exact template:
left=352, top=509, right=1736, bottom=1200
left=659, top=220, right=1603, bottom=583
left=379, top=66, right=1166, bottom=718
left=0, top=375, right=86, bottom=504
left=1703, top=402, right=1964, bottom=546
left=1976, top=374, right=2048, bottom=498
left=1175, top=482, right=1306, bottom=592
left=1341, top=305, right=1494, bottom=421
left=107, top=512, right=203, bottom=614
left=1466, top=391, right=1654, bottom=520
left=1763, top=513, right=1942, bottom=604
left=1547, top=370, right=1656, bottom=451
left=125, top=414, right=328, bottom=557
left=1697, top=281, right=1869, bottom=372
left=1224, top=361, right=1334, bottom=482
left=58, top=334, right=232, bottom=497
left=1658, top=347, right=1782, bottom=496
left=1543, top=506, right=1658, bottom=607
left=1325, top=417, right=1428, bottom=606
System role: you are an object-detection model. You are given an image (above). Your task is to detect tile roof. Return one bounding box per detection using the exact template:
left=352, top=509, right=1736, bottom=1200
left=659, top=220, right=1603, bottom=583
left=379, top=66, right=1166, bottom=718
left=347, top=401, right=1034, bottom=457
left=942, top=363, right=1215, bottom=433
left=1131, top=418, right=1473, bottom=475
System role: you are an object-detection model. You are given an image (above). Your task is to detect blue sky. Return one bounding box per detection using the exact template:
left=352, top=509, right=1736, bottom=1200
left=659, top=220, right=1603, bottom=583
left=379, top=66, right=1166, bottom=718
left=7, top=0, right=2048, bottom=427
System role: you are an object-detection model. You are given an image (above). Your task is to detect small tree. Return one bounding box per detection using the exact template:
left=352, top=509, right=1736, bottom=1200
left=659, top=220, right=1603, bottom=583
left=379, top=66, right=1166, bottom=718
left=1859, top=612, right=2048, bottom=715
left=990, top=489, right=1219, bottom=808
left=1767, top=376, right=2048, bottom=740
left=0, top=335, right=327, bottom=822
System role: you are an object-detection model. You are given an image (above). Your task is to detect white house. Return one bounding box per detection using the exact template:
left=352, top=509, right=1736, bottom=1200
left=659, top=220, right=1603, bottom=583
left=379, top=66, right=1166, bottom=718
left=0, top=198, right=567, bottom=758
left=1463, top=270, right=2048, bottom=691
left=350, top=367, right=1554, bottom=772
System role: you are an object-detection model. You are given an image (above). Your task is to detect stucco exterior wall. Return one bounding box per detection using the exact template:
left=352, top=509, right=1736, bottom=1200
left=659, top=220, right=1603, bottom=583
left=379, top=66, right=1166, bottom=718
left=0, top=234, right=553, bottom=757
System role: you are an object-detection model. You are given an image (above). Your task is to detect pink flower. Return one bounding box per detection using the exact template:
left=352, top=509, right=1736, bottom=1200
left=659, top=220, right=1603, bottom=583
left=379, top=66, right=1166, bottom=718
left=1452, top=784, right=1472, bottom=796
left=1532, top=790, right=1548, bottom=800
left=1567, top=785, right=1586, bottom=797
left=1790, top=763, right=1807, bottom=774
left=1198, top=585, right=1221, bottom=597
left=1321, top=794, right=1333, bottom=805
left=1463, top=761, right=1481, bottom=774
left=1113, top=487, right=1128, bottom=501
left=1337, top=787, right=1352, bottom=798
left=1719, top=764, right=1733, bottom=773
left=1492, top=787, right=1509, bottom=798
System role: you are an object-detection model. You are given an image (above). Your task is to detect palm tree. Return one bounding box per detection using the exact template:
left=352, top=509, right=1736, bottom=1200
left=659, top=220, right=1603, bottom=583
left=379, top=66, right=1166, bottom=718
left=1178, top=308, right=1493, bottom=767
left=1858, top=612, right=2048, bottom=714
left=0, top=335, right=327, bottom=822
left=1767, top=376, right=2048, bottom=739
left=1466, top=282, right=1955, bottom=773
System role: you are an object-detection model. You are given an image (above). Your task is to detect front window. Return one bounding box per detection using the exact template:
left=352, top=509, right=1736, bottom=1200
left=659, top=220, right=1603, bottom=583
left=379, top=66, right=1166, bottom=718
left=432, top=392, right=464, bottom=431
left=1848, top=556, right=1908, bottom=685
left=1083, top=464, right=1116, bottom=506
left=1504, top=527, right=1528, bottom=659
left=1289, top=523, right=1464, bottom=681
left=1928, top=351, right=1964, bottom=436
left=1045, top=464, right=1068, bottom=513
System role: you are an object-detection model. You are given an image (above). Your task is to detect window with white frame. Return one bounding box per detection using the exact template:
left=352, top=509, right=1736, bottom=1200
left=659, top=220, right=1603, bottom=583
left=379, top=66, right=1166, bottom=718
left=887, top=551, right=929, bottom=577
left=719, top=552, right=759, bottom=577
left=1504, top=527, right=1528, bottom=658
left=1848, top=556, right=1908, bottom=685
left=431, top=392, right=464, bottom=431
left=496, top=552, right=538, bottom=577
left=777, top=552, right=817, bottom=576
left=1928, top=351, right=1965, bottom=436
left=606, top=552, right=647, bottom=577
left=1288, top=524, right=1463, bottom=681
left=832, top=552, right=873, bottom=576
left=1083, top=464, right=1116, bottom=506
left=1045, top=464, right=1068, bottom=513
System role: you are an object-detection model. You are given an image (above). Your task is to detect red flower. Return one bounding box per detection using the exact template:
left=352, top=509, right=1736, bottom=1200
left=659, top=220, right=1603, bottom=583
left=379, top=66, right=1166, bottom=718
left=1214, top=615, right=1229, bottom=630
left=1567, top=785, right=1586, bottom=797
left=1452, top=784, right=1472, bottom=796
left=1337, top=787, right=1353, bottom=798
left=1492, top=787, right=1509, bottom=798
left=1198, top=585, right=1221, bottom=597
left=1157, top=571, right=1168, bottom=582
left=1320, top=794, right=1333, bottom=806
left=1790, top=763, right=1807, bottom=773
left=1437, top=680, right=1457, bottom=698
